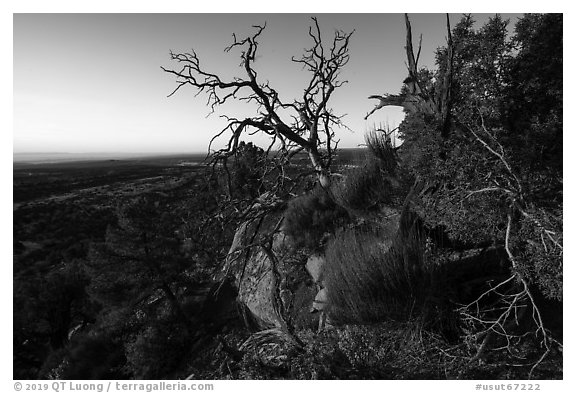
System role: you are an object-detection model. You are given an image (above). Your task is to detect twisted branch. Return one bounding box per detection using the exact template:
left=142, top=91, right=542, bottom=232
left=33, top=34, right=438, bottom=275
left=163, top=18, right=353, bottom=190
left=456, top=112, right=560, bottom=378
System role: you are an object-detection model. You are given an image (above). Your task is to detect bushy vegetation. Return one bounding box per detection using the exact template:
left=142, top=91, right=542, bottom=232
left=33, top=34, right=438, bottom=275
left=230, top=141, right=267, bottom=199
left=332, top=131, right=406, bottom=214
left=184, top=321, right=561, bottom=380
left=332, top=159, right=393, bottom=212
left=13, top=160, right=241, bottom=379
left=124, top=320, right=192, bottom=379
left=515, top=207, right=563, bottom=301
left=399, top=13, right=562, bottom=298
left=323, top=224, right=424, bottom=324
left=282, top=186, right=349, bottom=249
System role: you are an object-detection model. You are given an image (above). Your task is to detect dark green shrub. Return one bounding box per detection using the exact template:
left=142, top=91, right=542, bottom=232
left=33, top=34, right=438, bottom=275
left=282, top=187, right=349, bottom=249
left=124, top=321, right=191, bottom=379
left=397, top=13, right=563, bottom=303
left=231, top=141, right=266, bottom=199
left=515, top=208, right=563, bottom=301
left=59, top=334, right=127, bottom=379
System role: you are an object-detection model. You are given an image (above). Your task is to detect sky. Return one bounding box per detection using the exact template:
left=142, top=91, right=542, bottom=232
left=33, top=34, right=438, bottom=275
left=13, top=13, right=523, bottom=155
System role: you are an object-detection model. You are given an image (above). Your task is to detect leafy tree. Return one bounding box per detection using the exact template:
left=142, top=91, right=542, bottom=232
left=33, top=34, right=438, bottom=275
left=230, top=141, right=266, bottom=199
left=372, top=14, right=563, bottom=374
left=403, top=14, right=562, bottom=292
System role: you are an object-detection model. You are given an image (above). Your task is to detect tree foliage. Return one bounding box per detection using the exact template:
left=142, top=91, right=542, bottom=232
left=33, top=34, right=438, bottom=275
left=230, top=141, right=266, bottom=199
left=396, top=14, right=562, bottom=300
left=383, top=13, right=563, bottom=375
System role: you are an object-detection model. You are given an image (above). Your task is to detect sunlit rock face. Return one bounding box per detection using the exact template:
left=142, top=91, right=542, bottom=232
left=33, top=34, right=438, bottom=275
left=219, top=211, right=319, bottom=330
left=306, top=254, right=325, bottom=285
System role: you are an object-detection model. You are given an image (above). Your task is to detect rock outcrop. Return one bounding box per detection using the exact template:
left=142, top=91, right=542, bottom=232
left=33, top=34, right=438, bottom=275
left=218, top=210, right=319, bottom=331
left=218, top=202, right=407, bottom=333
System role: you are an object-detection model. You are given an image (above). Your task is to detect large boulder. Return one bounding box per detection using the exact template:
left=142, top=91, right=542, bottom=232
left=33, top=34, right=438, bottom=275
left=218, top=211, right=319, bottom=330
left=218, top=204, right=407, bottom=331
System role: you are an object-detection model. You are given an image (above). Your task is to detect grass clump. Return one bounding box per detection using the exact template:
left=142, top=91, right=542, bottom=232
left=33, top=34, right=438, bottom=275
left=365, top=128, right=398, bottom=172
left=323, top=221, right=428, bottom=325
left=332, top=130, right=406, bottom=214
left=332, top=158, right=396, bottom=212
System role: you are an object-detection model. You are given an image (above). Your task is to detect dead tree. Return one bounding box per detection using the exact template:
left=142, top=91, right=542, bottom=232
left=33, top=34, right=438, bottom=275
left=162, top=18, right=353, bottom=191
left=365, top=14, right=453, bottom=138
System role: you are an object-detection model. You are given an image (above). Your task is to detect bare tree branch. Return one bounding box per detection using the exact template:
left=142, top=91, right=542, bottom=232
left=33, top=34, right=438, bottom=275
left=163, top=18, right=354, bottom=190
left=455, top=112, right=559, bottom=378
left=365, top=14, right=453, bottom=125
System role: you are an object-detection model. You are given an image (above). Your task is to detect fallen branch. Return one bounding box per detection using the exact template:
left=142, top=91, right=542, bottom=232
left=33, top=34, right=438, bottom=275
left=457, top=114, right=559, bottom=378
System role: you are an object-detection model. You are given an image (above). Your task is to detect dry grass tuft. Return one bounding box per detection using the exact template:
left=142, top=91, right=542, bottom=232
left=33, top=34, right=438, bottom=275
left=323, top=213, right=428, bottom=324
